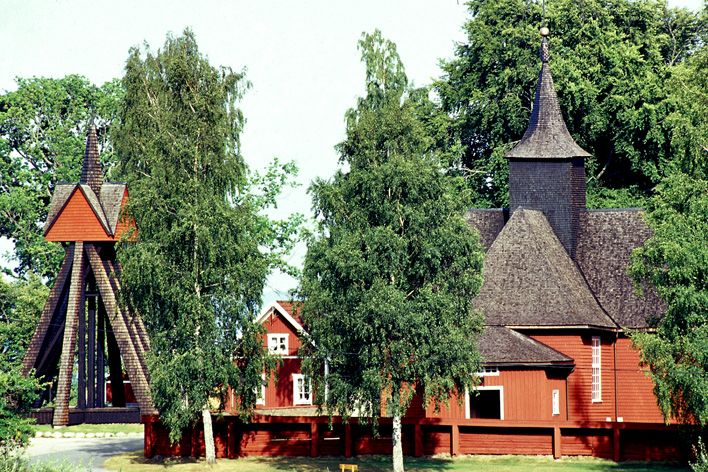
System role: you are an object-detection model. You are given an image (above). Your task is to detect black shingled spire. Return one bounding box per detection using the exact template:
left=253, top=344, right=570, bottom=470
left=505, top=28, right=589, bottom=259
left=80, top=123, right=103, bottom=194
left=505, top=29, right=590, bottom=160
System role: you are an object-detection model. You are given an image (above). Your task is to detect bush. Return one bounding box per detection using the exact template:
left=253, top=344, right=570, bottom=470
left=691, top=437, right=708, bottom=472
left=0, top=369, right=39, bottom=455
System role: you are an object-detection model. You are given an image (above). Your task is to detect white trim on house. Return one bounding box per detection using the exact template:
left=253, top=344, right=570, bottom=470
left=256, top=301, right=308, bottom=336
left=256, top=373, right=266, bottom=405
left=591, top=336, right=602, bottom=402
left=268, top=333, right=289, bottom=355
left=552, top=389, right=560, bottom=415
left=465, top=386, right=505, bottom=420
left=292, top=373, right=312, bottom=405
left=475, top=366, right=500, bottom=377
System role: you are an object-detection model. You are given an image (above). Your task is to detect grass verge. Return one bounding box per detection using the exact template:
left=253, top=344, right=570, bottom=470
left=104, top=451, right=688, bottom=471
left=33, top=423, right=143, bottom=434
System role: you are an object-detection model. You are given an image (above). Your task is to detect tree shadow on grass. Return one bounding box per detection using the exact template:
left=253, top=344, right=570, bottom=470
left=246, top=455, right=457, bottom=471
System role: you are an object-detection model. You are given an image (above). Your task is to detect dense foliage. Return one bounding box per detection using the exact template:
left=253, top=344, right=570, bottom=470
left=115, top=30, right=298, bottom=462
left=0, top=76, right=121, bottom=278
left=437, top=0, right=706, bottom=207
left=0, top=277, right=44, bottom=454
left=299, top=31, right=484, bottom=472
left=630, top=172, right=707, bottom=426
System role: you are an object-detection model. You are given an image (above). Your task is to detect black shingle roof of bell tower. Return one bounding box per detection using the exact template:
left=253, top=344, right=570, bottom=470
left=505, top=34, right=590, bottom=159
left=80, top=123, right=103, bottom=194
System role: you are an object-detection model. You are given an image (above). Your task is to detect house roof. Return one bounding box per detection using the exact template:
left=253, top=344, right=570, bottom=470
left=465, top=209, right=506, bottom=251
left=479, top=326, right=573, bottom=366
left=505, top=35, right=590, bottom=160
left=257, top=300, right=307, bottom=335
left=276, top=300, right=304, bottom=326
left=576, top=209, right=664, bottom=328
left=474, top=209, right=617, bottom=329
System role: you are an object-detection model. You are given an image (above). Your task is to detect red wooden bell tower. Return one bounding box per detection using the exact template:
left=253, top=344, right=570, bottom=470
left=22, top=125, right=154, bottom=426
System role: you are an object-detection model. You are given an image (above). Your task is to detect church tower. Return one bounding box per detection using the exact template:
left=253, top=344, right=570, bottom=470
left=505, top=28, right=590, bottom=258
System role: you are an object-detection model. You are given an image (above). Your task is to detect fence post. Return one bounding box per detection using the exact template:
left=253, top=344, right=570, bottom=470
left=227, top=420, right=235, bottom=459
left=344, top=423, right=352, bottom=458
left=552, top=427, right=562, bottom=459
left=451, top=424, right=460, bottom=456
left=143, top=418, right=153, bottom=458
left=310, top=421, right=319, bottom=457
left=414, top=424, right=423, bottom=457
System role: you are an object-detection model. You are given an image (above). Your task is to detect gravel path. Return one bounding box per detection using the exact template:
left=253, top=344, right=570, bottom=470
left=26, top=437, right=143, bottom=471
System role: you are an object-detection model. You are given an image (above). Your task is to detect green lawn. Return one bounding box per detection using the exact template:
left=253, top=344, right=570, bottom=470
left=104, top=452, right=688, bottom=471
left=34, top=423, right=143, bottom=434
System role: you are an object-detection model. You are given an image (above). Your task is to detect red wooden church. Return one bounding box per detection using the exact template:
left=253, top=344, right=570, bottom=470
left=145, top=31, right=685, bottom=461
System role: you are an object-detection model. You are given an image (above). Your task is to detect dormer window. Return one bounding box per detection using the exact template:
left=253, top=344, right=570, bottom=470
left=268, top=333, right=288, bottom=355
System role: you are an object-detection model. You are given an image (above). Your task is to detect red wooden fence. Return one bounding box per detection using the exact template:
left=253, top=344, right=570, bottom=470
left=143, top=415, right=689, bottom=462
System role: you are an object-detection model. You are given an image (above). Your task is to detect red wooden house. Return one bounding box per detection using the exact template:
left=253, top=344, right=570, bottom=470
left=254, top=301, right=314, bottom=410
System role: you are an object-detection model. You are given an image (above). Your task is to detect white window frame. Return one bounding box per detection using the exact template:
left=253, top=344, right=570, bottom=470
left=465, top=386, right=504, bottom=420
left=475, top=366, right=500, bottom=377
left=552, top=389, right=560, bottom=416
left=268, top=333, right=289, bottom=355
left=256, top=373, right=266, bottom=405
left=292, top=374, right=312, bottom=406
left=591, top=336, right=602, bottom=403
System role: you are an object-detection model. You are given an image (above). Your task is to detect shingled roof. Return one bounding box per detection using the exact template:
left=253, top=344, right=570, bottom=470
left=479, top=326, right=573, bottom=366
left=466, top=209, right=507, bottom=251
left=474, top=209, right=617, bottom=329
left=505, top=34, right=590, bottom=160
left=43, top=125, right=127, bottom=238
left=576, top=209, right=664, bottom=328
left=100, top=183, right=128, bottom=233
left=81, top=124, right=103, bottom=194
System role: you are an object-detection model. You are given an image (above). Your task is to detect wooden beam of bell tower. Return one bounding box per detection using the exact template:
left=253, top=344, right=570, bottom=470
left=22, top=246, right=74, bottom=376
left=53, top=242, right=86, bottom=427
left=85, top=244, right=155, bottom=414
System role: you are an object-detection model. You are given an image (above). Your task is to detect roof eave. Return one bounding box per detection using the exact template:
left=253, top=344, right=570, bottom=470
left=507, top=324, right=620, bottom=332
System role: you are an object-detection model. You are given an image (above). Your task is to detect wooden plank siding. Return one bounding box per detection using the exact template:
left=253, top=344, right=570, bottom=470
left=260, top=310, right=302, bottom=356
left=482, top=369, right=567, bottom=421
left=614, top=337, right=665, bottom=423
left=459, top=427, right=553, bottom=455
left=529, top=331, right=617, bottom=422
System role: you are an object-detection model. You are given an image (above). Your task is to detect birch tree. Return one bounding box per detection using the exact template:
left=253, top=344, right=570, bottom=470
left=299, top=31, right=485, bottom=472
left=115, top=30, right=297, bottom=463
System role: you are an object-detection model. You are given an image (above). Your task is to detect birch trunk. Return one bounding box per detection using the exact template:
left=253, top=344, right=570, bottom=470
left=202, top=408, right=216, bottom=464
left=392, top=413, right=404, bottom=472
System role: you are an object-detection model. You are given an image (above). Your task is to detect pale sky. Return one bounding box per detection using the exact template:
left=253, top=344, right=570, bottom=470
left=0, top=0, right=702, bottom=304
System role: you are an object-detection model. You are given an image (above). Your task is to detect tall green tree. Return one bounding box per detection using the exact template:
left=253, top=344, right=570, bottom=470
left=115, top=30, right=298, bottom=464
left=630, top=31, right=707, bottom=429
left=0, top=76, right=121, bottom=278
left=630, top=172, right=707, bottom=426
left=437, top=0, right=705, bottom=207
left=299, top=31, right=485, bottom=472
